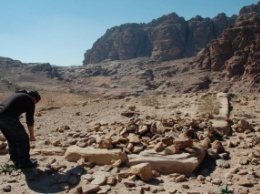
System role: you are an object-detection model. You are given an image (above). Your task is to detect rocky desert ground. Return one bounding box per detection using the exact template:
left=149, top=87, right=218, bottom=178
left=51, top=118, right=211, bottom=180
left=0, top=90, right=259, bottom=194
left=0, top=2, right=259, bottom=193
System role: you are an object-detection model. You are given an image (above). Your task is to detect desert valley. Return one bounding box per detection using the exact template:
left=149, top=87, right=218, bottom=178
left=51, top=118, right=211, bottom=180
left=0, top=2, right=259, bottom=194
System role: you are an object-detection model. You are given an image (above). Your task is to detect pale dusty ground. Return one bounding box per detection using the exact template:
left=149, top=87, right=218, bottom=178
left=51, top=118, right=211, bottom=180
left=0, top=92, right=259, bottom=194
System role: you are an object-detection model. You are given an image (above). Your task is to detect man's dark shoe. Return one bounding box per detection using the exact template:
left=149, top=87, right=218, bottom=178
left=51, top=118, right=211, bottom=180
left=18, top=159, right=38, bottom=169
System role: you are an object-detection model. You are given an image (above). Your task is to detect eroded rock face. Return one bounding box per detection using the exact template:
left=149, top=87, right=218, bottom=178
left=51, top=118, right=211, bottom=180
left=83, top=13, right=235, bottom=65
left=194, top=2, right=260, bottom=92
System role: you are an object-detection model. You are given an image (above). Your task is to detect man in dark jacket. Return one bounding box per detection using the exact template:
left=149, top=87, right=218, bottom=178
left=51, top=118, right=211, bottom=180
left=0, top=90, right=41, bottom=169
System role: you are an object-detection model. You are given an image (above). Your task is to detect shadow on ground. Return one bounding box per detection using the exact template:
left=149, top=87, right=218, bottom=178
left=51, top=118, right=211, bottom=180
left=194, top=153, right=217, bottom=176
left=22, top=165, right=86, bottom=193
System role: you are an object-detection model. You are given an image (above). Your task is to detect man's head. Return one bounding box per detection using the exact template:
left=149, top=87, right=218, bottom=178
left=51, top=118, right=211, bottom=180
left=27, top=91, right=41, bottom=103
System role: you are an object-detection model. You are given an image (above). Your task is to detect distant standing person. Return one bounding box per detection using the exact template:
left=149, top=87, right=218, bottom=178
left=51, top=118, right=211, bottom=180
left=0, top=90, right=41, bottom=169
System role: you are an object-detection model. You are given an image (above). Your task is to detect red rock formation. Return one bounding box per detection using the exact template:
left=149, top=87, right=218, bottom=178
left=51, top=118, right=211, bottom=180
left=83, top=13, right=235, bottom=65
left=194, top=2, right=260, bottom=92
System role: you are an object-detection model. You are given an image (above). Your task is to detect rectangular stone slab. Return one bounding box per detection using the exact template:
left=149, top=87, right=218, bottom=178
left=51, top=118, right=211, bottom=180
left=64, top=145, right=127, bottom=165
left=128, top=147, right=205, bottom=175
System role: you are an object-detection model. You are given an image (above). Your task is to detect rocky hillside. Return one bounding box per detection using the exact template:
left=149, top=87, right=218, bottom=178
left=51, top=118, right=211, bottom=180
left=0, top=57, right=64, bottom=92
left=0, top=2, right=259, bottom=95
left=193, top=2, right=260, bottom=92
left=83, top=13, right=236, bottom=65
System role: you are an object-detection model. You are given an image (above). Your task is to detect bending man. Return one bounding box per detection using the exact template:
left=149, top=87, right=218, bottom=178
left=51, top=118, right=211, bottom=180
left=0, top=90, right=41, bottom=169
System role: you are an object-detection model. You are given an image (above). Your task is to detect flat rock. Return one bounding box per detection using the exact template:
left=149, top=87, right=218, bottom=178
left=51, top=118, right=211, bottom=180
left=64, top=145, right=127, bottom=165
left=210, top=119, right=231, bottom=136
left=33, top=148, right=65, bottom=156
left=128, top=147, right=206, bottom=175
left=81, top=184, right=100, bottom=194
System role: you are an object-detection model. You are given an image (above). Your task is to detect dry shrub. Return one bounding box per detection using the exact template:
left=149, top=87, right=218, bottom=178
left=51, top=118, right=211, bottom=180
left=198, top=94, right=221, bottom=115
left=141, top=92, right=161, bottom=106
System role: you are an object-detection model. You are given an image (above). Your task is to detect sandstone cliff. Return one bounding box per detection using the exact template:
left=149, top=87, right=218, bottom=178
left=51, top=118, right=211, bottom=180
left=193, top=2, right=260, bottom=92
left=83, top=13, right=236, bottom=65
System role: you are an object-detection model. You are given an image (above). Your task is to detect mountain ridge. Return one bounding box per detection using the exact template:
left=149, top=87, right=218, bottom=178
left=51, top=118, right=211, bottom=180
left=0, top=2, right=259, bottom=95
left=83, top=12, right=236, bottom=65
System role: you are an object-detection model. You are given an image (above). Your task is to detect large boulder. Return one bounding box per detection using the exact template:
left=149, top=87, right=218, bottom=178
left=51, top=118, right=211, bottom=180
left=128, top=147, right=206, bottom=175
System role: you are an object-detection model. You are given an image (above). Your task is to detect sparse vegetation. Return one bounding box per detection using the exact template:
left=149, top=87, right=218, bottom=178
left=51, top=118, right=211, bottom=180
left=140, top=92, right=161, bottom=106
left=217, top=184, right=233, bottom=194
left=198, top=94, right=221, bottom=116
left=227, top=93, right=236, bottom=99
left=1, top=163, right=16, bottom=174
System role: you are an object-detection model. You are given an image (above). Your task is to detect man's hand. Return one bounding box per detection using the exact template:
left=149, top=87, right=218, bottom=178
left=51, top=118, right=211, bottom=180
left=30, top=135, right=36, bottom=141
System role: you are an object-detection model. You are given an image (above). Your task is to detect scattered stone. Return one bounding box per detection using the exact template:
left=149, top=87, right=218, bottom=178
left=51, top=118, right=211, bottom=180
left=97, top=185, right=111, bottom=194
left=172, top=138, right=193, bottom=150
left=196, top=175, right=205, bottom=183
left=154, top=142, right=165, bottom=152
left=174, top=175, right=186, bottom=182
left=91, top=172, right=109, bottom=185
left=182, top=184, right=189, bottom=189
left=150, top=121, right=165, bottom=134
left=164, top=145, right=180, bottom=154
left=211, top=178, right=222, bottom=185
left=81, top=174, right=93, bottom=182
left=236, top=186, right=249, bottom=194
left=216, top=159, right=230, bottom=168
left=238, top=119, right=253, bottom=131
left=106, top=176, right=117, bottom=186
left=186, top=191, right=201, bottom=194
left=132, top=143, right=144, bottom=153
left=128, top=133, right=141, bottom=143
left=138, top=125, right=149, bottom=134
left=224, top=172, right=233, bottom=179
left=130, top=163, right=153, bottom=181
left=81, top=184, right=100, bottom=194
left=2, top=185, right=11, bottom=192
left=239, top=158, right=249, bottom=165
left=123, top=180, right=135, bottom=187
left=98, top=139, right=113, bottom=149
left=238, top=177, right=254, bottom=187
left=211, top=140, right=225, bottom=154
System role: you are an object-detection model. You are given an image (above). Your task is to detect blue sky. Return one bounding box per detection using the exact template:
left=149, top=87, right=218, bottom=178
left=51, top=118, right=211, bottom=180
left=0, top=0, right=258, bottom=66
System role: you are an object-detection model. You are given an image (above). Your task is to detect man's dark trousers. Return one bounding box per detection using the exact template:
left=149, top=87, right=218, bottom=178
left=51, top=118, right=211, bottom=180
left=0, top=114, right=30, bottom=165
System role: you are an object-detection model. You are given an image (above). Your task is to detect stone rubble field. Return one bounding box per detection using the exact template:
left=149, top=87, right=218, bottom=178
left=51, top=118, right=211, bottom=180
left=0, top=92, right=259, bottom=194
